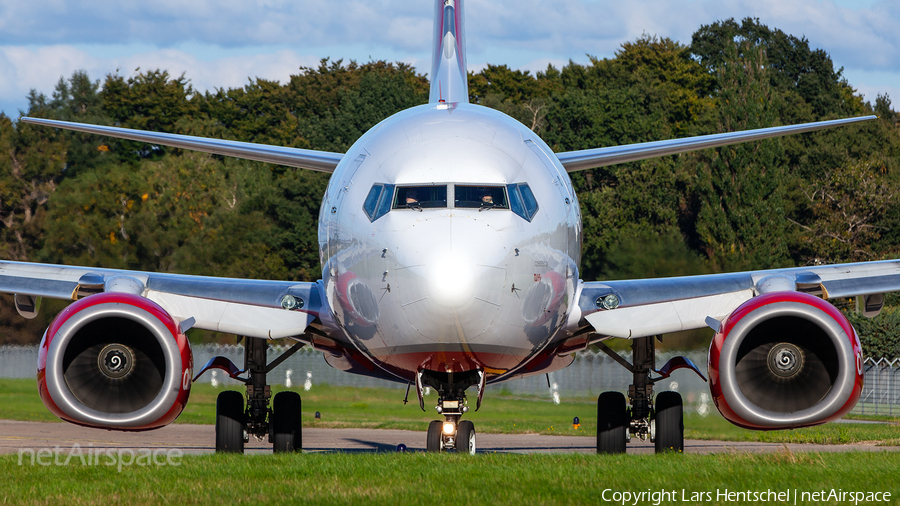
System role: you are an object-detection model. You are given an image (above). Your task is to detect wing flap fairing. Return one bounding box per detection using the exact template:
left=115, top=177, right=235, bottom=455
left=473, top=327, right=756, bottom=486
left=148, top=291, right=315, bottom=339
left=585, top=290, right=754, bottom=338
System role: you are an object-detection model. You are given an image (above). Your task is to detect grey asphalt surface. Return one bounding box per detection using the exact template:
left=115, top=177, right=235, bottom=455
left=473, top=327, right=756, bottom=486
left=1, top=420, right=898, bottom=455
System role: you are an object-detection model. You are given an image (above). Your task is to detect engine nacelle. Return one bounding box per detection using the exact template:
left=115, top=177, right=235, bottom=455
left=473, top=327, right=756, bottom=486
left=708, top=291, right=862, bottom=430
left=37, top=292, right=193, bottom=431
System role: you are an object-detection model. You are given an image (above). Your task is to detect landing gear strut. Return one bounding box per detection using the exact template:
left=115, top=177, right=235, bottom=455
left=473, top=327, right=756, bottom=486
left=595, top=335, right=689, bottom=454
left=198, top=336, right=305, bottom=454
left=419, top=369, right=481, bottom=454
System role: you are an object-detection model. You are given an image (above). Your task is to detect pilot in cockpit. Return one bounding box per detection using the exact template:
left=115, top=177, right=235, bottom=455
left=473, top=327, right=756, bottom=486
left=479, top=188, right=495, bottom=206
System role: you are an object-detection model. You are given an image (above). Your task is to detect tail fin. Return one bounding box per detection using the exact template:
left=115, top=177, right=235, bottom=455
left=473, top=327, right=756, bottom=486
left=429, top=0, right=468, bottom=104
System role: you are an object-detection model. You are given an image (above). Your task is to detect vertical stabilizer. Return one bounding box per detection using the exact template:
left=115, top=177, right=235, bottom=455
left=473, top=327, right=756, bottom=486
left=429, top=0, right=468, bottom=104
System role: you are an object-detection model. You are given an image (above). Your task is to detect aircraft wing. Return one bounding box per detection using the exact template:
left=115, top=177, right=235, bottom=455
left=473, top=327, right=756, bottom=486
left=19, top=117, right=344, bottom=173
left=556, top=116, right=876, bottom=172
left=0, top=260, right=323, bottom=340
left=579, top=259, right=900, bottom=339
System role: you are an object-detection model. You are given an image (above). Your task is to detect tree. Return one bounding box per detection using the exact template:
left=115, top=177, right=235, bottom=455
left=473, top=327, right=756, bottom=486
left=101, top=70, right=200, bottom=163
left=691, top=17, right=854, bottom=119
left=692, top=40, right=789, bottom=270
left=794, top=160, right=898, bottom=263
left=0, top=113, right=67, bottom=261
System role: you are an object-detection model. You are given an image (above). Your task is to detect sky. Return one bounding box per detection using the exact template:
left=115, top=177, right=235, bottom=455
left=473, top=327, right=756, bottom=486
left=1, top=0, right=898, bottom=118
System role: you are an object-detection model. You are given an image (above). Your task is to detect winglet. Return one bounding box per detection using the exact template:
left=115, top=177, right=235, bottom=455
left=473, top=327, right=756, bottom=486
left=429, top=0, right=469, bottom=104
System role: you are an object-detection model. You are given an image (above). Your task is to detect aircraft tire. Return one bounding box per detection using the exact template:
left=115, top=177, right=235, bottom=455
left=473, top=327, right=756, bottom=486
left=426, top=420, right=443, bottom=452
left=596, top=391, right=627, bottom=454
left=654, top=391, right=684, bottom=453
left=216, top=390, right=245, bottom=454
left=456, top=420, right=476, bottom=455
left=272, top=391, right=303, bottom=453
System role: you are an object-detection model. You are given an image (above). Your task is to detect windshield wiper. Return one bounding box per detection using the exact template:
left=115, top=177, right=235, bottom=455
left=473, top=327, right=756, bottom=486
left=479, top=202, right=496, bottom=212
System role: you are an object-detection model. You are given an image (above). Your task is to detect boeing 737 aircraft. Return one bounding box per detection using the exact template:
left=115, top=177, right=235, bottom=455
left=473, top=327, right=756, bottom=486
left=5, top=0, right=889, bottom=454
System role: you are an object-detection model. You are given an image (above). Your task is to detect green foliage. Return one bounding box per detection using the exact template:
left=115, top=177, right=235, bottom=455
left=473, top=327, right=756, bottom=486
left=577, top=157, right=700, bottom=281
left=469, top=64, right=561, bottom=133
left=692, top=40, right=790, bottom=270
left=794, top=160, right=896, bottom=263
left=845, top=306, right=900, bottom=359
left=691, top=17, right=855, bottom=118
left=0, top=113, right=66, bottom=261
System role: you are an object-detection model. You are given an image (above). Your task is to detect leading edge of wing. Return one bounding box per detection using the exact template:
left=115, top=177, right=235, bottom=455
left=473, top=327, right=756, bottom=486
left=20, top=117, right=344, bottom=173
left=556, top=115, right=877, bottom=172
left=0, top=260, right=324, bottom=340
left=579, top=258, right=900, bottom=339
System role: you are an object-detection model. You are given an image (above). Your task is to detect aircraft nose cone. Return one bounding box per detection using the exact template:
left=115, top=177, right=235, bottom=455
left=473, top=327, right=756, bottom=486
left=427, top=249, right=478, bottom=307
left=393, top=216, right=507, bottom=341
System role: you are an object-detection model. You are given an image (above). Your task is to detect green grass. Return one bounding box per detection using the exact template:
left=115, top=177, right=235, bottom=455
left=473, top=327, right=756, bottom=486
left=3, top=379, right=899, bottom=444
left=0, top=378, right=62, bottom=423
left=3, top=452, right=899, bottom=506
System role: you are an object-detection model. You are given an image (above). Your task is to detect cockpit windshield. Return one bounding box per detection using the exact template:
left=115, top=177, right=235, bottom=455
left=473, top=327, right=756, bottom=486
left=393, top=185, right=448, bottom=210
left=454, top=186, right=509, bottom=209
left=363, top=182, right=536, bottom=222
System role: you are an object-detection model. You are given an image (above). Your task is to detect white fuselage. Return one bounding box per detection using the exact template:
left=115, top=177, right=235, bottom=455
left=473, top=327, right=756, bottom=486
left=319, top=102, right=582, bottom=382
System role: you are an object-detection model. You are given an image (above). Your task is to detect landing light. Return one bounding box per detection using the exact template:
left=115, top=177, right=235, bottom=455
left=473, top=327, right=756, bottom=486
left=281, top=295, right=304, bottom=310
left=597, top=294, right=620, bottom=310
left=442, top=422, right=455, bottom=435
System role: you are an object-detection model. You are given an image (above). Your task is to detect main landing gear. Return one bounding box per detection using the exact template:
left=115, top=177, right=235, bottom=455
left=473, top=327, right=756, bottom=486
left=195, top=336, right=306, bottom=454
left=594, top=335, right=704, bottom=454
left=417, top=369, right=484, bottom=455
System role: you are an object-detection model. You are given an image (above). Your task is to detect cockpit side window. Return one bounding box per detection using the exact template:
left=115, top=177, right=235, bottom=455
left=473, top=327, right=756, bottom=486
left=393, top=185, right=448, bottom=209
left=363, top=183, right=395, bottom=222
left=507, top=183, right=539, bottom=221
left=455, top=186, right=509, bottom=209
left=363, top=184, right=383, bottom=220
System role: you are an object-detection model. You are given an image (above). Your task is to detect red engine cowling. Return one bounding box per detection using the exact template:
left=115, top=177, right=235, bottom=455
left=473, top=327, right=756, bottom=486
left=37, top=292, right=193, bottom=431
left=708, top=291, right=863, bottom=430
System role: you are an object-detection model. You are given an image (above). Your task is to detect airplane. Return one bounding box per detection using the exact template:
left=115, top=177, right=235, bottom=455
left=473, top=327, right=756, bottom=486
left=5, top=0, right=888, bottom=455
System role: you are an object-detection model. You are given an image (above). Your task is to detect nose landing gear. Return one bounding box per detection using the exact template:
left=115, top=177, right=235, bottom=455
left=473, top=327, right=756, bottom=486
left=418, top=369, right=482, bottom=455
left=425, top=398, right=476, bottom=454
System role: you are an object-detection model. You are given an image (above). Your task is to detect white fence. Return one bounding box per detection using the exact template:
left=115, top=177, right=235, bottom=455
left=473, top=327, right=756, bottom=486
left=0, top=345, right=895, bottom=416
left=855, top=358, right=900, bottom=417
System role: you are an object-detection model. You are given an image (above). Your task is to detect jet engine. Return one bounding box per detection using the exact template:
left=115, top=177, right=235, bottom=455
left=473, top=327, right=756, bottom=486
left=708, top=291, right=862, bottom=430
left=37, top=292, right=193, bottom=431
